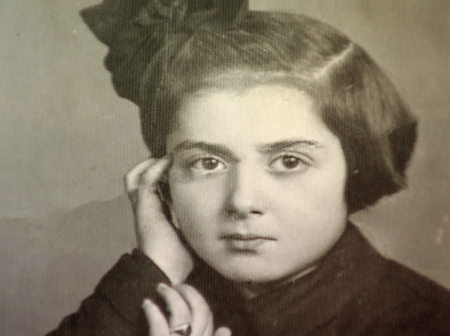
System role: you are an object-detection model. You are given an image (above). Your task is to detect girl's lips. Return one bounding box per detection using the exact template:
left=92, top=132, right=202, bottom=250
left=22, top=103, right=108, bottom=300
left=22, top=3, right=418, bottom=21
left=221, top=233, right=276, bottom=251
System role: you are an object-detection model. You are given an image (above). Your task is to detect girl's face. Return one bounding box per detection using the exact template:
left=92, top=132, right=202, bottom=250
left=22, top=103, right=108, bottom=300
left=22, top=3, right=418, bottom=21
left=167, top=85, right=348, bottom=284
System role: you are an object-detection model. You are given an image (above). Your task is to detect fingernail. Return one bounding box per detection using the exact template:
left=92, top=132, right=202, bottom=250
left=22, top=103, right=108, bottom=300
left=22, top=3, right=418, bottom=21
left=164, top=154, right=174, bottom=167
left=142, top=298, right=152, bottom=309
left=158, top=156, right=172, bottom=169
left=156, top=282, right=169, bottom=293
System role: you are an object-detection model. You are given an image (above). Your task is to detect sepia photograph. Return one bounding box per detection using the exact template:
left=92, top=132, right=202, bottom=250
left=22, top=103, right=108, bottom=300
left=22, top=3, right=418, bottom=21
left=1, top=1, right=450, bottom=335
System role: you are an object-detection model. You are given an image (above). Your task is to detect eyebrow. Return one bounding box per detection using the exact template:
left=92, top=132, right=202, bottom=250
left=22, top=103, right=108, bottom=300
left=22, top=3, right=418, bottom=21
left=171, top=139, right=323, bottom=160
left=172, top=141, right=239, bottom=161
left=257, top=140, right=323, bottom=154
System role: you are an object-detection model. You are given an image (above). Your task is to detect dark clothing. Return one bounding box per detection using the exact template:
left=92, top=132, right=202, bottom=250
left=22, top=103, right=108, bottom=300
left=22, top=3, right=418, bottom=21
left=48, top=225, right=450, bottom=335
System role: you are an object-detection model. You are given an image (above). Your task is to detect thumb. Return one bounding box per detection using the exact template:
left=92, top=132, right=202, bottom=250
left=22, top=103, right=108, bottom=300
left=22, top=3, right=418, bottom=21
left=143, top=299, right=170, bottom=336
left=214, top=327, right=232, bottom=336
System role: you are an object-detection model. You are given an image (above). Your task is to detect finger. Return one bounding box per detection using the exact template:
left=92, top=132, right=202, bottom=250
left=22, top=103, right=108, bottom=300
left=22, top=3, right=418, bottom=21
left=157, top=283, right=192, bottom=331
left=214, top=327, right=232, bottom=336
left=138, top=156, right=171, bottom=196
left=142, top=299, right=170, bottom=336
left=125, top=159, right=155, bottom=192
left=175, top=284, right=214, bottom=336
left=126, top=157, right=171, bottom=215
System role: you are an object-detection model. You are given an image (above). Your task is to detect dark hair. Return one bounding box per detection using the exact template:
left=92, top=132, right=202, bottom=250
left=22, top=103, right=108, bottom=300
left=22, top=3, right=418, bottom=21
left=137, top=12, right=417, bottom=213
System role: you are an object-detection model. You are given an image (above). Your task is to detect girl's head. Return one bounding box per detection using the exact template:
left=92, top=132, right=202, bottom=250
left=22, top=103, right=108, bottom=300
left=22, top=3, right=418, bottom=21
left=82, top=2, right=417, bottom=283
left=137, top=11, right=417, bottom=213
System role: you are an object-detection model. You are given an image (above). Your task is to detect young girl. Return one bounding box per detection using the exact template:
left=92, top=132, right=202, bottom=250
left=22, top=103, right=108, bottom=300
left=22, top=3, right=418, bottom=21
left=49, top=0, right=450, bottom=335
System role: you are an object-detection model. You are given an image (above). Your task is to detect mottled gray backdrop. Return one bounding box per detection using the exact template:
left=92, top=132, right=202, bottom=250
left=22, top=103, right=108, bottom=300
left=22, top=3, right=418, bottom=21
left=1, top=1, right=449, bottom=335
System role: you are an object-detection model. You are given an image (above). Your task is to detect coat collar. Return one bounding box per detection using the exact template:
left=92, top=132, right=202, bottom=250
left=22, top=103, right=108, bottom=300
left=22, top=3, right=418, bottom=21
left=188, top=223, right=388, bottom=336
left=245, top=224, right=387, bottom=335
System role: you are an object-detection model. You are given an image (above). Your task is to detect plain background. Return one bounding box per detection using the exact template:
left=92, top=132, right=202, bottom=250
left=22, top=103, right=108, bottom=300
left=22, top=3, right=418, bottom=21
left=1, top=0, right=449, bottom=335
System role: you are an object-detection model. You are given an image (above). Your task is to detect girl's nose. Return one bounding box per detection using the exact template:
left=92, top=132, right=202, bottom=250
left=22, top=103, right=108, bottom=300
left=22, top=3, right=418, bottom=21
left=225, top=165, right=266, bottom=219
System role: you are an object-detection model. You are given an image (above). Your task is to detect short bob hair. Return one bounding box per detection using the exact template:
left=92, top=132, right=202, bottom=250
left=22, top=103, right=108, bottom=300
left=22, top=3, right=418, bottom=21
left=136, top=12, right=417, bottom=213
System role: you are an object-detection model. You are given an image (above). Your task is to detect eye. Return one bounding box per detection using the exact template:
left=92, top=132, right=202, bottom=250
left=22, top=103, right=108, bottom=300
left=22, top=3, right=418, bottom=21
left=190, top=157, right=227, bottom=174
left=269, top=154, right=310, bottom=173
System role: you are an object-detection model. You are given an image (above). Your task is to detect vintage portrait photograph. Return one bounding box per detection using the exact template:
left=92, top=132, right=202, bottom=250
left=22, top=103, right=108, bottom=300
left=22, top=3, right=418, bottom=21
left=1, top=0, right=450, bottom=335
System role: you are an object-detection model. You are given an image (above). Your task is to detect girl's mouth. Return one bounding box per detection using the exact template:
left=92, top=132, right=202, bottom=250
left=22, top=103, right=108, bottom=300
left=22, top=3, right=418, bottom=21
left=221, top=233, right=276, bottom=251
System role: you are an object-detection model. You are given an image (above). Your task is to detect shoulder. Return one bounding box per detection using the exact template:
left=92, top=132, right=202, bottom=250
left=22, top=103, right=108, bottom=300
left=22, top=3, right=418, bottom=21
left=344, top=256, right=450, bottom=335
left=380, top=259, right=450, bottom=332
left=384, top=259, right=450, bottom=304
left=322, top=225, right=450, bottom=335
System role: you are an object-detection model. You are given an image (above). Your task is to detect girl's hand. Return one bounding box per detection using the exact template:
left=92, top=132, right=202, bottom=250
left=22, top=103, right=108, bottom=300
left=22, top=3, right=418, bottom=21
left=125, top=158, right=194, bottom=284
left=143, top=283, right=232, bottom=336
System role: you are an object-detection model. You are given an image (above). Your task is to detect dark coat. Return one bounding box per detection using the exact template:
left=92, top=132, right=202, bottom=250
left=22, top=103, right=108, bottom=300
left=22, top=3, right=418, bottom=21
left=47, top=225, right=450, bottom=335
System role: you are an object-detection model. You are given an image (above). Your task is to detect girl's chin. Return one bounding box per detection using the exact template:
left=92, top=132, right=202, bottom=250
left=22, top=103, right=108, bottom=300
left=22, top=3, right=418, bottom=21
left=216, top=266, right=308, bottom=284
left=211, top=265, right=282, bottom=283
left=218, top=265, right=318, bottom=299
left=211, top=260, right=319, bottom=286
left=199, top=249, right=318, bottom=285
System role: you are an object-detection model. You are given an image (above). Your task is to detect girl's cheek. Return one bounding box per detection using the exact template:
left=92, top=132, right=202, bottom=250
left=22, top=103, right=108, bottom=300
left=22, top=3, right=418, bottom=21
left=170, top=177, right=228, bottom=216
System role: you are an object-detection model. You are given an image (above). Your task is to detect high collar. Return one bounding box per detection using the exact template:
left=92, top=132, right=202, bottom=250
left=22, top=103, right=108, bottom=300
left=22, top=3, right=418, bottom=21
left=245, top=224, right=387, bottom=335
left=188, top=223, right=388, bottom=336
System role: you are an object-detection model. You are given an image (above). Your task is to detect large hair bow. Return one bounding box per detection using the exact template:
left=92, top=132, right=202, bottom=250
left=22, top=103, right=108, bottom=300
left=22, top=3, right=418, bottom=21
left=81, top=0, right=249, bottom=105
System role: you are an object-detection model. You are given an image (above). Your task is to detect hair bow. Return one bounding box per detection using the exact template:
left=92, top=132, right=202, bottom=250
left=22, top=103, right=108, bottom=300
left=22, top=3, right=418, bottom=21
left=81, top=0, right=249, bottom=104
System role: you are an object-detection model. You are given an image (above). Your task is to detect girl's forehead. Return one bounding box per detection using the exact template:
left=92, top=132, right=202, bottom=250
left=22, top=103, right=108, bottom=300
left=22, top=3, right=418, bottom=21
left=167, top=84, right=336, bottom=152
left=180, top=84, right=315, bottom=114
